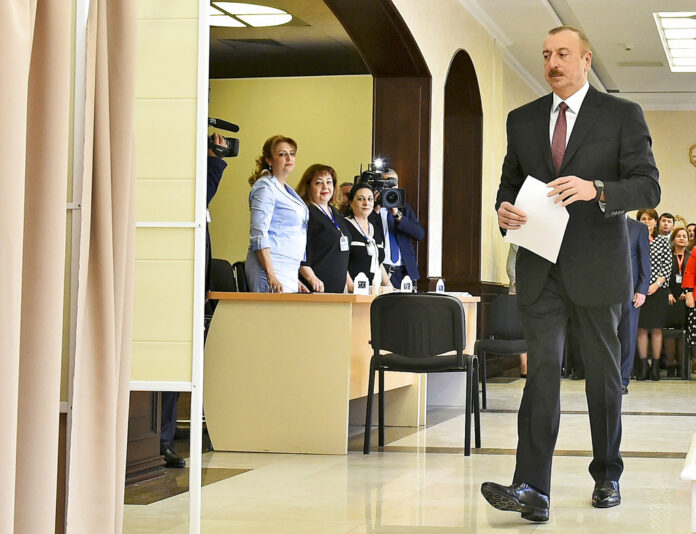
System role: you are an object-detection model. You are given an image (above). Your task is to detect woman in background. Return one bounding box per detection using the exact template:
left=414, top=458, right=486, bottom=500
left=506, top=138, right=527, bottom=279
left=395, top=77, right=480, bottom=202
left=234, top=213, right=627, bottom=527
left=664, top=227, right=690, bottom=375
left=636, top=209, right=672, bottom=381
left=245, top=135, right=308, bottom=293
left=682, top=251, right=696, bottom=373
left=344, top=183, right=392, bottom=292
left=297, top=164, right=350, bottom=293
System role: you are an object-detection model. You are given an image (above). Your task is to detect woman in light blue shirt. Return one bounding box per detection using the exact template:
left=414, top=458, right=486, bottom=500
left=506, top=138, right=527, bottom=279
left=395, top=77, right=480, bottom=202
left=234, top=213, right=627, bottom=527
left=245, top=135, right=309, bottom=293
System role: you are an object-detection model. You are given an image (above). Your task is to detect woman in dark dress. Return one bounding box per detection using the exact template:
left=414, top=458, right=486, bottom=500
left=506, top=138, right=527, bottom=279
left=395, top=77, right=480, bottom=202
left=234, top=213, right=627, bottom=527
left=636, top=209, right=672, bottom=381
left=664, top=227, right=691, bottom=375
left=344, top=184, right=392, bottom=292
left=296, top=164, right=350, bottom=293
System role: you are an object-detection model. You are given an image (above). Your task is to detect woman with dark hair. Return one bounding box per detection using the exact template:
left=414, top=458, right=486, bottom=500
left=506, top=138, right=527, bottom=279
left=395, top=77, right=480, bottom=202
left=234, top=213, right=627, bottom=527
left=297, top=164, right=350, bottom=293
left=245, top=135, right=308, bottom=293
left=682, top=252, right=696, bottom=371
left=636, top=208, right=672, bottom=380
left=664, top=226, right=690, bottom=375
left=344, top=183, right=392, bottom=292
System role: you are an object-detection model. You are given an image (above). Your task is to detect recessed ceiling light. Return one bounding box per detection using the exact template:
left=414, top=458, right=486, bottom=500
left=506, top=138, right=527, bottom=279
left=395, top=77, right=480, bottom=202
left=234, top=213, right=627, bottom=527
left=237, top=14, right=292, bottom=27
left=213, top=2, right=285, bottom=15
left=209, top=2, right=293, bottom=28
left=210, top=14, right=245, bottom=27
left=654, top=12, right=696, bottom=72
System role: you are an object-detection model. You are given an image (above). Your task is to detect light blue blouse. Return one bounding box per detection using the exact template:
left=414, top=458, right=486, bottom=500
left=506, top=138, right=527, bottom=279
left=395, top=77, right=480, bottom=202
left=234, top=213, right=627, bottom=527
left=248, top=175, right=308, bottom=262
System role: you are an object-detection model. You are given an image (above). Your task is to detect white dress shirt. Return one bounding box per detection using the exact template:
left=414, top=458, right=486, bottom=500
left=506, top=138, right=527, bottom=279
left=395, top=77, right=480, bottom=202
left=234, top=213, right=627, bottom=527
left=549, top=81, right=590, bottom=146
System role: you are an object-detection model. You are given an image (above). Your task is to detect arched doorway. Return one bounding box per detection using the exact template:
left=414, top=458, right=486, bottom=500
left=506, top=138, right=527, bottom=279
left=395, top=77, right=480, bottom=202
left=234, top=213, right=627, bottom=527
left=442, top=50, right=482, bottom=290
left=324, top=0, right=431, bottom=282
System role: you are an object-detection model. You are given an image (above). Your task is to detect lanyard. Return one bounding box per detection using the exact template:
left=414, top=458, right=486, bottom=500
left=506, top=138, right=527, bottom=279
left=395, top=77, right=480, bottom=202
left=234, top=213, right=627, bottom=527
left=313, top=203, right=342, bottom=233
left=676, top=253, right=685, bottom=275
left=351, top=217, right=371, bottom=241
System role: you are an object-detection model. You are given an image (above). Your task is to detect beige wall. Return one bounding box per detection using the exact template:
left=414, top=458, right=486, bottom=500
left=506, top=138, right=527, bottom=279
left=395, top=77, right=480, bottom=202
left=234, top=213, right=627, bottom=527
left=207, top=76, right=372, bottom=264
left=644, top=111, right=696, bottom=224
left=393, top=0, right=541, bottom=284
left=131, top=1, right=200, bottom=382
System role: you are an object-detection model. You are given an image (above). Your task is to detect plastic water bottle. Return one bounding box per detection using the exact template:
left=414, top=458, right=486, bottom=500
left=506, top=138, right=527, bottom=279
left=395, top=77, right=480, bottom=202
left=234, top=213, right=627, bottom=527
left=353, top=272, right=370, bottom=295
left=435, top=278, right=445, bottom=293
left=400, top=275, right=413, bottom=293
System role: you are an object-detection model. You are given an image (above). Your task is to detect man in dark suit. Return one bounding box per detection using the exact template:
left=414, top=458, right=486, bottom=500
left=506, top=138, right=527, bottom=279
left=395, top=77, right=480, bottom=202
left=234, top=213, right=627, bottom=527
left=481, top=26, right=660, bottom=522
left=373, top=169, right=425, bottom=288
left=618, top=217, right=650, bottom=394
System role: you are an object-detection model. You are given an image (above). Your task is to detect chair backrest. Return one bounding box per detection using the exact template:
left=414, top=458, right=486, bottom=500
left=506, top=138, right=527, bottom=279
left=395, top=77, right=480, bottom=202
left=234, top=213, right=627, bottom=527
left=370, top=293, right=466, bottom=358
left=232, top=261, right=248, bottom=292
left=488, top=294, right=524, bottom=340
left=209, top=258, right=236, bottom=291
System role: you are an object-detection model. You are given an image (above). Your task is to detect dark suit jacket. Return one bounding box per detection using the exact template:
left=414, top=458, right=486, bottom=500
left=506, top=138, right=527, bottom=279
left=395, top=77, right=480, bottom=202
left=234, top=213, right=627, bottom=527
left=496, top=85, right=660, bottom=306
left=627, top=217, right=650, bottom=295
left=369, top=203, right=425, bottom=280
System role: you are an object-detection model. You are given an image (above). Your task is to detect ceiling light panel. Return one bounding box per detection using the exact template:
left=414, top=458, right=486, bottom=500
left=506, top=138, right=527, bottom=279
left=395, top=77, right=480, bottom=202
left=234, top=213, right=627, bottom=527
left=210, top=14, right=245, bottom=27
left=236, top=14, right=292, bottom=27
left=213, top=2, right=285, bottom=15
left=655, top=12, right=696, bottom=72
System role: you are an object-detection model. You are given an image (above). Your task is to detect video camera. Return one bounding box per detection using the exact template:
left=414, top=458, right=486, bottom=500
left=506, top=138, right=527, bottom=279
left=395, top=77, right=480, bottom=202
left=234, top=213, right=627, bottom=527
left=208, top=117, right=240, bottom=158
left=355, top=157, right=405, bottom=209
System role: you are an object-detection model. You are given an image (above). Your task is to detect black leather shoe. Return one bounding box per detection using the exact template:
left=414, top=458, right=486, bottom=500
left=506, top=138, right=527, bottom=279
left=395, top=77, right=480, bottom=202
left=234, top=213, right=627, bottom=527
left=161, top=447, right=186, bottom=468
left=622, top=385, right=629, bottom=395
left=592, top=480, right=620, bottom=508
left=481, top=481, right=549, bottom=522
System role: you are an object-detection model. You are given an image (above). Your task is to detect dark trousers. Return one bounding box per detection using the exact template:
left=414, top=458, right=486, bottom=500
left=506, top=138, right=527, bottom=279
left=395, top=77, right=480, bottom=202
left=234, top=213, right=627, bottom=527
left=385, top=265, right=408, bottom=288
left=161, top=391, right=179, bottom=449
left=513, top=266, right=623, bottom=496
left=618, top=298, right=641, bottom=387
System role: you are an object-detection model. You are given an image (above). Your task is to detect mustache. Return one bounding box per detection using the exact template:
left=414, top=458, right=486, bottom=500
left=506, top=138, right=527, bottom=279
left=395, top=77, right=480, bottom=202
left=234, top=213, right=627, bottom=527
left=549, top=69, right=563, bottom=76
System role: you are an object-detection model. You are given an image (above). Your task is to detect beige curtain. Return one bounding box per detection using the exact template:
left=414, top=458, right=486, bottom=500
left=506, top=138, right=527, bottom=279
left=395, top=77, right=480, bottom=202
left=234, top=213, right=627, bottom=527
left=0, top=1, right=71, bottom=532
left=65, top=0, right=136, bottom=532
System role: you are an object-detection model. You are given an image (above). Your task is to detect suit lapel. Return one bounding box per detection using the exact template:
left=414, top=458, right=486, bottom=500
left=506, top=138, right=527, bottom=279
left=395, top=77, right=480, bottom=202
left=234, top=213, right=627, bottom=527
left=560, top=86, right=602, bottom=174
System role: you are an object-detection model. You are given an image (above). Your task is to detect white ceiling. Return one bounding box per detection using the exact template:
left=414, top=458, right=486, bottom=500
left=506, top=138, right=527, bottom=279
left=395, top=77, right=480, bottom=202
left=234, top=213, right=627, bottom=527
left=460, top=0, right=696, bottom=109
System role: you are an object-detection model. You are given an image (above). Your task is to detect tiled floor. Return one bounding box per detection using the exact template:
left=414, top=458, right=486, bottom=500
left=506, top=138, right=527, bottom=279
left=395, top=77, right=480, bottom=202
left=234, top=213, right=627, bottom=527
left=123, top=379, right=696, bottom=533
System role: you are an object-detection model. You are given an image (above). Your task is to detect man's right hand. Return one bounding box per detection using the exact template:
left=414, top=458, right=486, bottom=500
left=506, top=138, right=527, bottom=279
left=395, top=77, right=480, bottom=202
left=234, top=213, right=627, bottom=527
left=497, top=201, right=527, bottom=230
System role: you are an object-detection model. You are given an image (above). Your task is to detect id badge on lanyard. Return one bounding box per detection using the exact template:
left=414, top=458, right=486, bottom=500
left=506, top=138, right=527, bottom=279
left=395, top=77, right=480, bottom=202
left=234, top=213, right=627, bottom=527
left=676, top=274, right=683, bottom=284
left=339, top=235, right=349, bottom=251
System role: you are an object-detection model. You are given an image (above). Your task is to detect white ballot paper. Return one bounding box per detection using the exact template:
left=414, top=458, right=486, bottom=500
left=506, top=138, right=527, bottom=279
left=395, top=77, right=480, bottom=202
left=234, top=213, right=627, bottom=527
left=504, top=176, right=569, bottom=263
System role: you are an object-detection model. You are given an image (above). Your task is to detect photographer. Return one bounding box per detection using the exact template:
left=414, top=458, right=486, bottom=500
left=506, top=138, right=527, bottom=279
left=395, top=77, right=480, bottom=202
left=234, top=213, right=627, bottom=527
left=372, top=168, right=425, bottom=288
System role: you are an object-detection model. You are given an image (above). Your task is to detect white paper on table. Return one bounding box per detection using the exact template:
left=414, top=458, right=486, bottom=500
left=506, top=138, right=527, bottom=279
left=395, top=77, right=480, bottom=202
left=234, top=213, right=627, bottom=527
left=504, top=176, right=569, bottom=263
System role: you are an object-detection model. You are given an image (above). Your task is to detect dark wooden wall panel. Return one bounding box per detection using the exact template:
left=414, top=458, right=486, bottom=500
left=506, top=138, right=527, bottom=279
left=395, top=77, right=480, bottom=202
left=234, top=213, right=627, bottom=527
left=325, top=0, right=431, bottom=283
left=126, top=392, right=165, bottom=485
left=442, top=50, right=483, bottom=289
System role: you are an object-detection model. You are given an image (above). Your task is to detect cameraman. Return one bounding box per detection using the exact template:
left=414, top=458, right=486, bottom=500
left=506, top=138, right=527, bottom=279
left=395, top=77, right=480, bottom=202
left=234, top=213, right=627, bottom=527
left=160, top=133, right=228, bottom=469
left=372, top=168, right=425, bottom=288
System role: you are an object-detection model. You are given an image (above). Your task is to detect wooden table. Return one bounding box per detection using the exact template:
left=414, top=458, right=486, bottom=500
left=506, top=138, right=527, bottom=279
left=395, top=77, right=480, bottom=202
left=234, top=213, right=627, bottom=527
left=204, top=292, right=479, bottom=454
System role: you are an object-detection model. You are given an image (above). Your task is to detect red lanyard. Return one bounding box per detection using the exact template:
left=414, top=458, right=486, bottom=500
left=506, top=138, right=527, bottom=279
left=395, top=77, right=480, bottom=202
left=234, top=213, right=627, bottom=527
left=676, top=253, right=685, bottom=275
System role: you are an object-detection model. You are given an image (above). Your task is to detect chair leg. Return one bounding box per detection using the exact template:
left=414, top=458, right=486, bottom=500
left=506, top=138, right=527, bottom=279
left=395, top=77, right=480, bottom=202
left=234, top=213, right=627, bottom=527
left=480, top=350, right=488, bottom=410
left=473, top=359, right=481, bottom=449
left=363, top=359, right=376, bottom=454
left=464, top=359, right=472, bottom=456
left=378, top=370, right=385, bottom=447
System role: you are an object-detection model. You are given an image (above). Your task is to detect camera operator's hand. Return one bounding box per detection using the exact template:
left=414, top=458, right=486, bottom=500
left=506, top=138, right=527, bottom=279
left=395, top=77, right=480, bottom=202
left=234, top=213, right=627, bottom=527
left=208, top=132, right=225, bottom=158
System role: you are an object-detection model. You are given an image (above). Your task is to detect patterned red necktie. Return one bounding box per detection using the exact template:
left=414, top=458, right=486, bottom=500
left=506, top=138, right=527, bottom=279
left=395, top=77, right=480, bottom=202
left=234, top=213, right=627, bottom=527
left=551, top=102, right=568, bottom=176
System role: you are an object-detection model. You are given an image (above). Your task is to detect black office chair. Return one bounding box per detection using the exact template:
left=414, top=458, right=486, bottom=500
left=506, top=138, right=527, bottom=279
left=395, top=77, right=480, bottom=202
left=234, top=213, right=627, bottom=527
left=475, top=294, right=527, bottom=410
left=363, top=293, right=481, bottom=455
left=205, top=259, right=245, bottom=341
left=662, top=327, right=690, bottom=379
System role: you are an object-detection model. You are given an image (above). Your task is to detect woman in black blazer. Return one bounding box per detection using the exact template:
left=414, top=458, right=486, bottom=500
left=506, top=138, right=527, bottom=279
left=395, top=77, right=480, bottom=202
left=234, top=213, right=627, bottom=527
left=296, top=164, right=350, bottom=293
left=664, top=226, right=690, bottom=375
